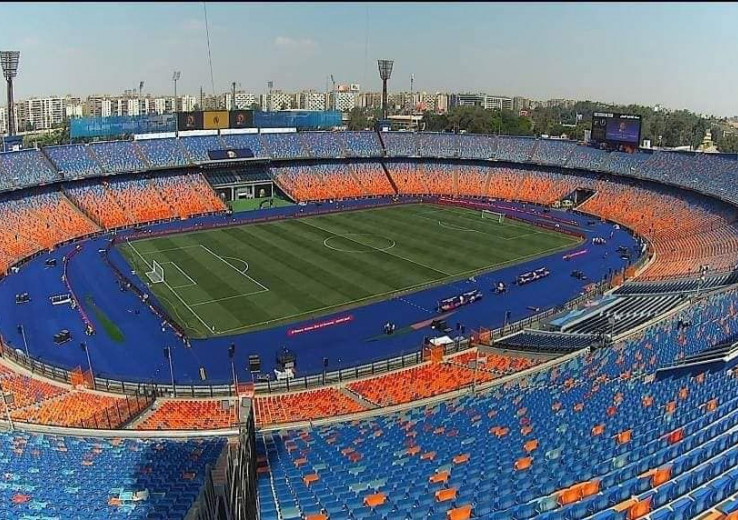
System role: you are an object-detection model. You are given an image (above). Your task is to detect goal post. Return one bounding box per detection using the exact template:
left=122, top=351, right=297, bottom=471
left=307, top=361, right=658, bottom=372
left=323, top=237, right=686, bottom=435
left=481, top=210, right=505, bottom=223
left=146, top=260, right=165, bottom=284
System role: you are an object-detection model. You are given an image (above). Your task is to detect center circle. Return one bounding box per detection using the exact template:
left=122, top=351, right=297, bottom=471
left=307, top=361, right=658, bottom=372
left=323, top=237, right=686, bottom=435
left=323, top=234, right=396, bottom=253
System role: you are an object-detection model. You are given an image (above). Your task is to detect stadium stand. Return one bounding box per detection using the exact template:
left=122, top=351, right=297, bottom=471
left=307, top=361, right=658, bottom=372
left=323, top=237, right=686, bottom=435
left=0, top=190, right=100, bottom=273
left=496, top=136, right=537, bottom=162
left=88, top=141, right=147, bottom=173
left=340, top=131, right=383, bottom=157
left=44, top=143, right=104, bottom=179
left=495, top=330, right=600, bottom=354
left=219, top=132, right=263, bottom=158
left=383, top=132, right=420, bottom=157
left=253, top=388, right=368, bottom=426
left=135, top=138, right=190, bottom=168
left=419, top=132, right=460, bottom=158
left=300, top=132, right=346, bottom=158
left=179, top=135, right=225, bottom=162
left=565, top=145, right=610, bottom=171
left=11, top=391, right=147, bottom=429
left=350, top=162, right=396, bottom=197
left=151, top=173, right=227, bottom=218
left=459, top=134, right=497, bottom=159
left=613, top=271, right=738, bottom=296
left=530, top=138, right=576, bottom=166
left=137, top=399, right=238, bottom=430
left=261, top=132, right=308, bottom=159
left=578, top=178, right=738, bottom=279
left=0, top=149, right=60, bottom=190
left=66, top=173, right=223, bottom=229
left=257, top=287, right=738, bottom=520
left=0, top=431, right=224, bottom=520
left=559, top=295, right=686, bottom=336
left=455, top=164, right=490, bottom=198
left=347, top=352, right=537, bottom=406
left=385, top=160, right=432, bottom=194
left=271, top=162, right=395, bottom=201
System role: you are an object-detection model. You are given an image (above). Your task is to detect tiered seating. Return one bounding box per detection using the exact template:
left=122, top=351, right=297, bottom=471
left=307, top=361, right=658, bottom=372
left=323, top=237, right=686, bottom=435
left=487, top=167, right=579, bottom=205
left=350, top=163, right=396, bottom=197
left=578, top=179, right=738, bottom=279
left=561, top=295, right=685, bottom=336
left=385, top=161, right=430, bottom=194
left=65, top=181, right=130, bottom=229
left=88, top=141, right=146, bottom=173
left=0, top=191, right=100, bottom=273
left=253, top=388, right=367, bottom=426
left=496, top=330, right=599, bottom=354
left=104, top=177, right=174, bottom=224
left=151, top=173, right=226, bottom=218
left=179, top=135, right=224, bottom=162
left=418, top=162, right=456, bottom=195
left=419, top=133, right=460, bottom=158
left=300, top=132, right=346, bottom=158
left=261, top=132, right=308, bottom=159
left=220, top=132, right=263, bottom=157
left=0, top=431, right=224, bottom=520
left=272, top=163, right=358, bottom=201
left=258, top=288, right=738, bottom=520
left=566, top=145, right=609, bottom=171
left=495, top=136, right=536, bottom=162
left=11, top=391, right=144, bottom=429
left=340, top=132, right=383, bottom=157
left=347, top=352, right=535, bottom=406
left=136, top=399, right=237, bottom=430
left=135, top=138, right=190, bottom=168
left=600, top=150, right=651, bottom=176
left=640, top=150, right=697, bottom=185
left=0, top=149, right=60, bottom=190
left=383, top=132, right=419, bottom=157
left=456, top=164, right=490, bottom=198
left=530, top=139, right=576, bottom=166
left=45, top=143, right=103, bottom=179
left=0, top=363, right=67, bottom=410
left=459, top=134, right=497, bottom=159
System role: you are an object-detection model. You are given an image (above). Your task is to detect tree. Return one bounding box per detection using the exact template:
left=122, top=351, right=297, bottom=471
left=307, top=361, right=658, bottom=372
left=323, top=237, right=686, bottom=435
left=716, top=132, right=738, bottom=153
left=347, top=108, right=370, bottom=131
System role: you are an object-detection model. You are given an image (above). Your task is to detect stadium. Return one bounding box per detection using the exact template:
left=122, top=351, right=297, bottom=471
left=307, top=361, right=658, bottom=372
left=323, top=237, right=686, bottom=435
left=1, top=11, right=738, bottom=518
left=0, top=125, right=737, bottom=519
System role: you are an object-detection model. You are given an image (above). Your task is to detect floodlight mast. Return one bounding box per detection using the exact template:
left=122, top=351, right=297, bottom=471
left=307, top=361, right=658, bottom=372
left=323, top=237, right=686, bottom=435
left=1, top=51, right=20, bottom=136
left=172, top=71, right=181, bottom=136
left=377, top=59, right=394, bottom=121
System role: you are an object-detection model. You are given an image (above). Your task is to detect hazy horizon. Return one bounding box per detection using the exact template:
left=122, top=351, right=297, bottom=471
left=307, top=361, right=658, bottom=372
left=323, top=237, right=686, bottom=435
left=1, top=2, right=736, bottom=117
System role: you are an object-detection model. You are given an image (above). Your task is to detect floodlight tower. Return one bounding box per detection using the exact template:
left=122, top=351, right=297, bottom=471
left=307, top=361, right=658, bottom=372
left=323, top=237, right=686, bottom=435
left=172, top=71, right=181, bottom=136
left=377, top=59, right=394, bottom=121
left=1, top=51, right=20, bottom=136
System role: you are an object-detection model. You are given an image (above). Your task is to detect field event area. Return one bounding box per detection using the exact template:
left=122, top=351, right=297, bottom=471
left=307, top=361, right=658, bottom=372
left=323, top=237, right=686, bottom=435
left=119, top=203, right=578, bottom=338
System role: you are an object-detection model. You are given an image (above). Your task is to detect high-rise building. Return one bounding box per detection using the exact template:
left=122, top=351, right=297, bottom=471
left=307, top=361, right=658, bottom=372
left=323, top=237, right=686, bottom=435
left=225, top=92, right=258, bottom=110
left=297, top=90, right=326, bottom=111
left=483, top=95, right=513, bottom=111
left=451, top=93, right=485, bottom=108
left=513, top=96, right=531, bottom=112
left=268, top=90, right=294, bottom=111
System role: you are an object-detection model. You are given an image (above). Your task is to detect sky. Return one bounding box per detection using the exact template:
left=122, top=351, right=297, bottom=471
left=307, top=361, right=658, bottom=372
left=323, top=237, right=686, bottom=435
left=1, top=2, right=736, bottom=117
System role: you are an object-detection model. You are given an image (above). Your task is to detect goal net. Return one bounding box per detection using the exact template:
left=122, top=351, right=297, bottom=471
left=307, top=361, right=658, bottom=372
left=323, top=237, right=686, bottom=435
left=146, top=260, right=164, bottom=284
left=481, top=210, right=505, bottom=223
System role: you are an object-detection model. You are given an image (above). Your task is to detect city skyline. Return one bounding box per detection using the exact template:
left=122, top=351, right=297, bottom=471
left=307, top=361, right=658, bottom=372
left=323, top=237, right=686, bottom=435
left=1, top=3, right=737, bottom=117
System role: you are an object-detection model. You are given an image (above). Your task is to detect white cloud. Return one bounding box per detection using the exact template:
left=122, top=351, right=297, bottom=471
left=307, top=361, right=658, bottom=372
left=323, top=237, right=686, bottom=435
left=274, top=36, right=317, bottom=51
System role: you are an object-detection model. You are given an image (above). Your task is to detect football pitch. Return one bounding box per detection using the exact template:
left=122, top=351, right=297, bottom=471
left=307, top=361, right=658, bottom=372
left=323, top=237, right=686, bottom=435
left=118, top=203, right=580, bottom=338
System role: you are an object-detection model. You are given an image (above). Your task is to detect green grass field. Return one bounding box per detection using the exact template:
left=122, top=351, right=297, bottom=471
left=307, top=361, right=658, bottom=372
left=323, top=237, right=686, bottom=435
left=227, top=197, right=294, bottom=213
left=119, top=203, right=579, bottom=338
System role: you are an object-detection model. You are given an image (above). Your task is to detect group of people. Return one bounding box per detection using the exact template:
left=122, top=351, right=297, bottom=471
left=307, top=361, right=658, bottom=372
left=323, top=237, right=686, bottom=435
left=383, top=322, right=397, bottom=335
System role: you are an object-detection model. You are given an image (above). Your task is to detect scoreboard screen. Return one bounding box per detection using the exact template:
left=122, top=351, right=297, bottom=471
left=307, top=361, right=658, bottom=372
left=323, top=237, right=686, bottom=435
left=591, top=112, right=641, bottom=147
